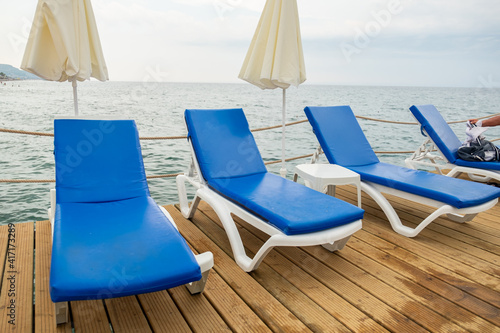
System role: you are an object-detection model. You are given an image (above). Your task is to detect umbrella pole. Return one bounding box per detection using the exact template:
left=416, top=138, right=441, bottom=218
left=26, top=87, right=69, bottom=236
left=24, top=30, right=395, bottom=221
left=72, top=79, right=79, bottom=116
left=280, top=88, right=287, bottom=178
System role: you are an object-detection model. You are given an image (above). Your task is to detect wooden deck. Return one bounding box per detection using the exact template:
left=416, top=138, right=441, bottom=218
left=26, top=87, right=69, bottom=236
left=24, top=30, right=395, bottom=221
left=0, top=185, right=499, bottom=332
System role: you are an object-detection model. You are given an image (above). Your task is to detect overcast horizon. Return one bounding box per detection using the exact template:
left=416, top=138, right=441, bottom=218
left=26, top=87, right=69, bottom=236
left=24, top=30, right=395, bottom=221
left=1, top=0, right=500, bottom=88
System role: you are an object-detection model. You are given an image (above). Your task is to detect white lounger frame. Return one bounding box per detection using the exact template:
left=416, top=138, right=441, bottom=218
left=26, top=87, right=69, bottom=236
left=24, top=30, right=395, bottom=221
left=48, top=116, right=213, bottom=325
left=311, top=146, right=498, bottom=237
left=360, top=180, right=497, bottom=237
left=177, top=141, right=362, bottom=272
left=405, top=122, right=500, bottom=183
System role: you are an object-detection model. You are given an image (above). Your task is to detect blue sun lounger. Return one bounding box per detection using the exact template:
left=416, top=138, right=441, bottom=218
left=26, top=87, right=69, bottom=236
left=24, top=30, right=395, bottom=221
left=49, top=118, right=213, bottom=324
left=407, top=104, right=500, bottom=182
left=304, top=106, right=500, bottom=237
left=176, top=108, right=364, bottom=272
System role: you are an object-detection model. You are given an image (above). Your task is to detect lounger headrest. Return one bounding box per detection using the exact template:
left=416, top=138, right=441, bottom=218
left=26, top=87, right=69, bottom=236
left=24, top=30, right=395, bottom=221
left=54, top=119, right=150, bottom=203
left=304, top=106, right=379, bottom=167
left=409, top=105, right=462, bottom=163
left=185, top=108, right=267, bottom=181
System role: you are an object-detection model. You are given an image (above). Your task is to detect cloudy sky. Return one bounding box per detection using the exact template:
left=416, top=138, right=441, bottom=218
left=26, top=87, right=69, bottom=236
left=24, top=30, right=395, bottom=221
left=1, top=0, right=500, bottom=87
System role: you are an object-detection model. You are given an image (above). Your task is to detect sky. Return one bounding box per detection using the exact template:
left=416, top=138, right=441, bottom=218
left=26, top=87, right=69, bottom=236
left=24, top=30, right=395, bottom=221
left=1, top=0, right=500, bottom=87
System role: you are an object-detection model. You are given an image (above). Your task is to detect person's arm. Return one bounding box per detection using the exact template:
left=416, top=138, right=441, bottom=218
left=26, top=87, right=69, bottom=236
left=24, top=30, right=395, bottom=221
left=469, top=115, right=500, bottom=127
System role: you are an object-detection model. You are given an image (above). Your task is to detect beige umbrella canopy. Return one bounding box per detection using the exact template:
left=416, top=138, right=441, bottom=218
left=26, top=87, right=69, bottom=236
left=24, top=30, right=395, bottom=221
left=239, top=0, right=306, bottom=177
left=21, top=0, right=108, bottom=115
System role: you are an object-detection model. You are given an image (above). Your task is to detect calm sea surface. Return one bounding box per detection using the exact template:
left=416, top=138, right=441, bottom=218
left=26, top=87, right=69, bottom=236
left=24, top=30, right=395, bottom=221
left=1, top=81, right=500, bottom=225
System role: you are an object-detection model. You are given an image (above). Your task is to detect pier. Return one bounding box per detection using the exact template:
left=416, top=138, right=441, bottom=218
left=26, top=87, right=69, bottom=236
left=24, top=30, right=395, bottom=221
left=0, top=185, right=499, bottom=332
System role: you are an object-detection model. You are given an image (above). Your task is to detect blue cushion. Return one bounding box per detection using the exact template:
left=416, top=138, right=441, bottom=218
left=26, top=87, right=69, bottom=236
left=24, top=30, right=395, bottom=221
left=454, top=156, right=500, bottom=170
left=304, top=105, right=500, bottom=209
left=304, top=106, right=380, bottom=166
left=348, top=162, right=500, bottom=208
left=52, top=119, right=201, bottom=302
left=185, top=108, right=364, bottom=235
left=50, top=196, right=201, bottom=302
left=185, top=109, right=267, bottom=181
left=209, top=173, right=363, bottom=235
left=409, top=105, right=462, bottom=163
left=54, top=119, right=150, bottom=203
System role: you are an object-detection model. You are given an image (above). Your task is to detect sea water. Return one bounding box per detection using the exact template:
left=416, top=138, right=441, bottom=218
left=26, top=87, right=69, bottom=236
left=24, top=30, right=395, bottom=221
left=1, top=80, right=500, bottom=225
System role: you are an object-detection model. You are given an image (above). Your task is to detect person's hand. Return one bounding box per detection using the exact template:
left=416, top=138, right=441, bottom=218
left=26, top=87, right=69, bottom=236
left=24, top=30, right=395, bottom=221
left=469, top=118, right=479, bottom=125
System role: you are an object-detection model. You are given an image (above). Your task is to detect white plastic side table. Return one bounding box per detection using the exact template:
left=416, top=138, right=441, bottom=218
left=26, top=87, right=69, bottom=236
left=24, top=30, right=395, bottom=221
left=293, top=164, right=362, bottom=208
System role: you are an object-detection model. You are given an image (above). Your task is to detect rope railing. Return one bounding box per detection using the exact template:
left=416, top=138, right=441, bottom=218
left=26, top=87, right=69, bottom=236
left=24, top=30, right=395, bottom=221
left=0, top=154, right=317, bottom=183
left=0, top=119, right=308, bottom=139
left=0, top=128, right=54, bottom=137
left=2, top=112, right=500, bottom=183
left=2, top=112, right=500, bottom=138
left=251, top=119, right=308, bottom=132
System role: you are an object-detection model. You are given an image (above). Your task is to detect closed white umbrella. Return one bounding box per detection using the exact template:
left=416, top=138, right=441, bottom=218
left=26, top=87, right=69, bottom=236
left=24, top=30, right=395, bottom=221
left=21, top=0, right=108, bottom=115
left=239, top=0, right=306, bottom=177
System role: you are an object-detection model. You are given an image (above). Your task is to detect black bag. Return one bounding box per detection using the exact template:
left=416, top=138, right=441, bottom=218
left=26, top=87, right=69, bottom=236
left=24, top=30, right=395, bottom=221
left=457, top=138, right=500, bottom=162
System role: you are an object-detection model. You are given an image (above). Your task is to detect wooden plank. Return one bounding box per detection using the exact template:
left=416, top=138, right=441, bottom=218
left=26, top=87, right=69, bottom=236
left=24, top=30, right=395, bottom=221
left=105, top=296, right=151, bottom=332
left=168, top=285, right=231, bottom=333
left=204, top=205, right=460, bottom=333
left=166, top=206, right=312, bottom=332
left=297, top=244, right=472, bottom=332
left=174, top=228, right=271, bottom=333
left=368, top=190, right=500, bottom=264
left=3, top=187, right=500, bottom=333
left=346, top=234, right=500, bottom=330
left=349, top=208, right=500, bottom=308
left=71, top=300, right=110, bottom=333
left=198, top=267, right=273, bottom=332
left=0, top=225, right=11, bottom=329
left=426, top=215, right=500, bottom=244
left=0, top=222, right=34, bottom=332
left=337, top=187, right=500, bottom=288
left=0, top=224, right=10, bottom=293
left=137, top=291, right=192, bottom=333
left=34, top=220, right=72, bottom=333
left=193, top=203, right=385, bottom=332
left=466, top=208, right=500, bottom=232
left=193, top=204, right=358, bottom=332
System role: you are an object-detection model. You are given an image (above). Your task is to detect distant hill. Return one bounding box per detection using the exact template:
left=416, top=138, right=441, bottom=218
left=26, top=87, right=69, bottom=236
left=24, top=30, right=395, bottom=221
left=0, top=64, right=41, bottom=80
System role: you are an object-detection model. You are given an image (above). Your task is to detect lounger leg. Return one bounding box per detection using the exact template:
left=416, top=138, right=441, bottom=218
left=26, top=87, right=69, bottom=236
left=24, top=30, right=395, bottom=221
left=177, top=174, right=202, bottom=219
left=361, top=182, right=436, bottom=237
left=186, top=270, right=210, bottom=294
left=447, top=213, right=476, bottom=223
left=466, top=173, right=491, bottom=182
left=322, top=236, right=351, bottom=252
left=326, top=185, right=336, bottom=196
left=55, top=302, right=69, bottom=324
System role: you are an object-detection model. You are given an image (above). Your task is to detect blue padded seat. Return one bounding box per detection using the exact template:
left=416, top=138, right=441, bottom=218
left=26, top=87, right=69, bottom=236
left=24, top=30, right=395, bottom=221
left=52, top=119, right=201, bottom=302
left=185, top=108, right=364, bottom=236
left=349, top=162, right=500, bottom=209
left=209, top=173, right=364, bottom=235
left=304, top=106, right=500, bottom=208
left=409, top=104, right=500, bottom=171
left=51, top=196, right=201, bottom=302
left=454, top=158, right=500, bottom=170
